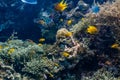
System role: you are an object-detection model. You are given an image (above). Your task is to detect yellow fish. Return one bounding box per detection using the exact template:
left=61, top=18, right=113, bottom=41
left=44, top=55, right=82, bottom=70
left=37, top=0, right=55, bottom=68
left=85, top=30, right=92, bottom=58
left=62, top=52, right=70, bottom=57
left=87, top=26, right=98, bottom=34
left=67, top=19, right=72, bottom=25
left=38, top=43, right=43, bottom=46
left=39, top=38, right=45, bottom=42
left=65, top=32, right=72, bottom=37
left=55, top=0, right=68, bottom=12
left=111, top=43, right=119, bottom=49
left=8, top=48, right=15, bottom=55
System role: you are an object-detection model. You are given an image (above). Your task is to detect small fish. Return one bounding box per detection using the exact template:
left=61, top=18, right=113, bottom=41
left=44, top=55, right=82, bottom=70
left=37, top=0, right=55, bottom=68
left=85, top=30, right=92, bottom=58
left=105, top=61, right=112, bottom=65
left=54, top=63, right=59, bottom=67
left=67, top=19, right=73, bottom=26
left=87, top=26, right=98, bottom=34
left=34, top=16, right=53, bottom=26
left=39, top=38, right=45, bottom=42
left=65, top=31, right=72, bottom=37
left=62, top=52, right=70, bottom=57
left=21, top=0, right=37, bottom=4
left=55, top=0, right=68, bottom=12
left=37, top=20, right=46, bottom=26
left=111, top=43, right=119, bottom=49
left=38, top=43, right=43, bottom=46
left=8, top=48, right=15, bottom=55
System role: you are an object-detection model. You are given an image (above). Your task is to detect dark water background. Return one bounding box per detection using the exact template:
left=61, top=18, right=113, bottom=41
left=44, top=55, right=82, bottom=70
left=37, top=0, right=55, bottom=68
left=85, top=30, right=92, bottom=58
left=0, top=0, right=107, bottom=42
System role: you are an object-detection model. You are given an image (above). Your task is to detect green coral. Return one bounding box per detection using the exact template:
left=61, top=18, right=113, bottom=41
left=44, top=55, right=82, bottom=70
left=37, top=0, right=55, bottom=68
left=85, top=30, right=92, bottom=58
left=81, top=69, right=119, bottom=80
left=22, top=57, right=60, bottom=79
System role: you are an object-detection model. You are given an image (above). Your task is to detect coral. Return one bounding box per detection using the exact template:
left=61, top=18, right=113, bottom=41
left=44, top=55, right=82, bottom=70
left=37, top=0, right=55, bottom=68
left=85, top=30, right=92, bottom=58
left=8, top=48, right=15, bottom=55
left=22, top=57, right=61, bottom=79
left=68, top=1, right=120, bottom=79
left=0, top=60, right=22, bottom=80
left=45, top=28, right=87, bottom=72
left=55, top=28, right=85, bottom=59
left=41, top=29, right=57, bottom=44
left=1, top=0, right=120, bottom=80
left=81, top=68, right=119, bottom=80
left=64, top=43, right=83, bottom=58
left=39, top=38, right=45, bottom=42
left=86, top=0, right=120, bottom=40
left=0, top=39, right=44, bottom=78
left=0, top=60, right=36, bottom=80
left=0, top=39, right=43, bottom=60
left=56, top=28, right=72, bottom=40
left=0, top=39, right=62, bottom=79
left=71, top=17, right=91, bottom=38
left=71, top=0, right=120, bottom=55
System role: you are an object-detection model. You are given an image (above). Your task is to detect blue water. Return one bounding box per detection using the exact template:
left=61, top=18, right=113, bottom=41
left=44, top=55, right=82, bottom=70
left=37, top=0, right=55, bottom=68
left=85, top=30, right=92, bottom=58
left=0, top=0, right=117, bottom=80
left=0, top=0, right=108, bottom=42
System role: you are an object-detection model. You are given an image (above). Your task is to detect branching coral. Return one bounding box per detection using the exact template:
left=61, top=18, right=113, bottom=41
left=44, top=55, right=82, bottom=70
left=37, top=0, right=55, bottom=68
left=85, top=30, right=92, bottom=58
left=1, top=0, right=120, bottom=80
left=56, top=28, right=85, bottom=58
left=68, top=0, right=120, bottom=79
left=22, top=57, right=61, bottom=79
left=0, top=39, right=44, bottom=79
left=56, top=28, right=72, bottom=40
left=81, top=68, right=119, bottom=80
left=86, top=0, right=120, bottom=40
left=0, top=61, right=22, bottom=80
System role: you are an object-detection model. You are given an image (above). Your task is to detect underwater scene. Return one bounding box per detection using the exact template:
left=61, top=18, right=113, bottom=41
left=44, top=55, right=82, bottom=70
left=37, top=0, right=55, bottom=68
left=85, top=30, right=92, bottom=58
left=0, top=0, right=120, bottom=80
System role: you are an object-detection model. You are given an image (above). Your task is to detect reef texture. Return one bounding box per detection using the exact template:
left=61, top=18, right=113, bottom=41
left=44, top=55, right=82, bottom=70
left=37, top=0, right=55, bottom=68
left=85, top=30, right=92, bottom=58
left=86, top=0, right=120, bottom=40
left=1, top=0, right=120, bottom=80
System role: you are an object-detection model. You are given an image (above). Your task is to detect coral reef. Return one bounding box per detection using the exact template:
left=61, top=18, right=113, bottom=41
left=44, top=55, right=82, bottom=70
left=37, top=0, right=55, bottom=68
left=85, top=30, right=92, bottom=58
left=1, top=0, right=120, bottom=80
left=68, top=0, right=120, bottom=79
left=0, top=60, right=22, bottom=80
left=86, top=0, right=120, bottom=40
left=0, top=39, right=46, bottom=79
left=81, top=68, right=119, bottom=80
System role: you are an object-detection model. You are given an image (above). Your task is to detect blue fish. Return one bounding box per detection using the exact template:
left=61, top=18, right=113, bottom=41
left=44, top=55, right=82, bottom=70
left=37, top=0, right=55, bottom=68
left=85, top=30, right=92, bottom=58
left=91, top=0, right=100, bottom=13
left=91, top=5, right=100, bottom=13
left=21, top=0, right=37, bottom=4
